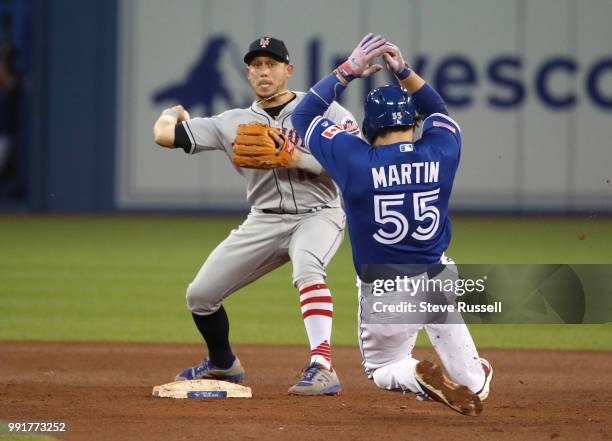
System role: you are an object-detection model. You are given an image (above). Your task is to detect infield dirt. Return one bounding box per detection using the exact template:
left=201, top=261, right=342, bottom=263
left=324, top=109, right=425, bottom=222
left=1, top=342, right=610, bottom=441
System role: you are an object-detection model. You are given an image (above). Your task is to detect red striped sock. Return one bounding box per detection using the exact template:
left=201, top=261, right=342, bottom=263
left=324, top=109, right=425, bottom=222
left=299, top=281, right=333, bottom=370
left=311, top=340, right=332, bottom=366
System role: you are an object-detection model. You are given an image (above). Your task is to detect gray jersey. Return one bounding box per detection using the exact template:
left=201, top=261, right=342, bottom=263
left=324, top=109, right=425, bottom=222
left=180, top=92, right=359, bottom=211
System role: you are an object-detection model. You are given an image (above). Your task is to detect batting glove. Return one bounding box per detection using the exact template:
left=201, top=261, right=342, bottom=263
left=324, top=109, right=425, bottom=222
left=336, top=33, right=387, bottom=83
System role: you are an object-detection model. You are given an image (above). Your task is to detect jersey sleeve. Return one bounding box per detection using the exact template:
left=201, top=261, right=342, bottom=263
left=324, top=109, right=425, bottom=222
left=303, top=115, right=368, bottom=190
left=325, top=101, right=362, bottom=138
left=174, top=115, right=225, bottom=154
left=421, top=113, right=462, bottom=148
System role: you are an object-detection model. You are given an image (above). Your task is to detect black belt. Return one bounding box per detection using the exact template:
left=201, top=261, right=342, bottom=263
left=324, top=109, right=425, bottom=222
left=261, top=205, right=330, bottom=215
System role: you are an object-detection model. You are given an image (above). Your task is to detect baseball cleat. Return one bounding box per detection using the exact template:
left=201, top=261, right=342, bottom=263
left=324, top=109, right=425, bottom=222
left=175, top=357, right=245, bottom=383
left=288, top=363, right=342, bottom=396
left=477, top=358, right=493, bottom=401
left=415, top=360, right=483, bottom=417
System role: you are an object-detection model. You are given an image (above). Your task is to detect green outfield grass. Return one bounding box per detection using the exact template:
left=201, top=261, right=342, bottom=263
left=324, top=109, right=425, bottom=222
left=0, top=215, right=610, bottom=350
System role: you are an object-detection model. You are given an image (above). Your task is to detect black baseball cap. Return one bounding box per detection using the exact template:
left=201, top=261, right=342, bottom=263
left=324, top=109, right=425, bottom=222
left=243, top=37, right=290, bottom=64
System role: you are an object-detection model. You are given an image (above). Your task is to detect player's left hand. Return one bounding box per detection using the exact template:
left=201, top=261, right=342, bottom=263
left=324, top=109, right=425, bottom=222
left=383, top=43, right=412, bottom=80
left=337, top=33, right=387, bottom=82
left=382, top=43, right=405, bottom=73
left=232, top=122, right=297, bottom=169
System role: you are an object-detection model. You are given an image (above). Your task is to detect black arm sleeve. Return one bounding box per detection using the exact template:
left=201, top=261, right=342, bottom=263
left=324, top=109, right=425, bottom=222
left=173, top=123, right=192, bottom=153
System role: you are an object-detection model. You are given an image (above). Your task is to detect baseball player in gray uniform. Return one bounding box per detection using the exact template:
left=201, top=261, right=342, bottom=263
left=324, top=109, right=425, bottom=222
left=153, top=36, right=359, bottom=395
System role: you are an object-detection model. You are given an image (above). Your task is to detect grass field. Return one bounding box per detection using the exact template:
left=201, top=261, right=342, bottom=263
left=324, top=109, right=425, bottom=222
left=1, top=215, right=611, bottom=350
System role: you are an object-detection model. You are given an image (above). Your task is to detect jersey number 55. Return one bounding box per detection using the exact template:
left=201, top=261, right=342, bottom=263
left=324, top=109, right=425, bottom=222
left=373, top=189, right=441, bottom=245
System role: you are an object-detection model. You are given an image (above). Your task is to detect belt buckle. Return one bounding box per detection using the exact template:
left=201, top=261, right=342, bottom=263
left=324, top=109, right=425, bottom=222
left=310, top=204, right=329, bottom=213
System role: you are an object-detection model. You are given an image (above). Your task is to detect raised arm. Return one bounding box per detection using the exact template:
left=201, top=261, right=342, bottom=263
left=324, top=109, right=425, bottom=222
left=293, top=34, right=388, bottom=141
left=153, top=105, right=191, bottom=148
left=383, top=43, right=448, bottom=117
left=291, top=34, right=388, bottom=188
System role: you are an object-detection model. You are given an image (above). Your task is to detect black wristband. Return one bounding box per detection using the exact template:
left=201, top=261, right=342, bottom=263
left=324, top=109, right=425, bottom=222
left=174, top=123, right=192, bottom=153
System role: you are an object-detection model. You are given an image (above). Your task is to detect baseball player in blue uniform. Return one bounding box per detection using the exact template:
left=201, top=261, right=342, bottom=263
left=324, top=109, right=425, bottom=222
left=292, top=34, right=493, bottom=415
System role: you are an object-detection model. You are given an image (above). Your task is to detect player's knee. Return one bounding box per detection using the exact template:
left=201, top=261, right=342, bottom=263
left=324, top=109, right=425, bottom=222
left=293, top=273, right=326, bottom=290
left=372, top=368, right=394, bottom=390
left=292, top=252, right=326, bottom=287
left=185, top=282, right=220, bottom=315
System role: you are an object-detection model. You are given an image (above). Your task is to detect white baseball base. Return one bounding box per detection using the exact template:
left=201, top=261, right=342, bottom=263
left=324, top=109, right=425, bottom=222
left=152, top=380, right=252, bottom=399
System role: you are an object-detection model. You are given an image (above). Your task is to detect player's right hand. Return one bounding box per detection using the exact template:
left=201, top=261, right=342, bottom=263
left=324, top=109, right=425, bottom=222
left=173, top=105, right=191, bottom=122
left=337, top=33, right=388, bottom=81
left=161, top=105, right=190, bottom=122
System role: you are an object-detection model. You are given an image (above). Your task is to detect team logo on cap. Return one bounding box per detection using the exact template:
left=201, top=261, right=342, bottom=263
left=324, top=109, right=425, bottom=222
left=259, top=37, right=271, bottom=48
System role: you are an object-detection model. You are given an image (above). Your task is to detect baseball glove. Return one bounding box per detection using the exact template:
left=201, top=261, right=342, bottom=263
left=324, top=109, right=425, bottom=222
left=232, top=122, right=296, bottom=169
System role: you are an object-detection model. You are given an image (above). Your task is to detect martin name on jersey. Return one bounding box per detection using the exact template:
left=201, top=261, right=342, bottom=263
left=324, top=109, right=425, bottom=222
left=371, top=158, right=440, bottom=189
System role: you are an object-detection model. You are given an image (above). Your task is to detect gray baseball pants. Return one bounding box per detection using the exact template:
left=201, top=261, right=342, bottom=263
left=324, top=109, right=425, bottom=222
left=186, top=207, right=345, bottom=315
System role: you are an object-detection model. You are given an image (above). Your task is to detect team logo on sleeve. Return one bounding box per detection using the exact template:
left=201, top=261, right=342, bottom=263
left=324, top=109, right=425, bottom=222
left=340, top=116, right=360, bottom=135
left=322, top=124, right=345, bottom=139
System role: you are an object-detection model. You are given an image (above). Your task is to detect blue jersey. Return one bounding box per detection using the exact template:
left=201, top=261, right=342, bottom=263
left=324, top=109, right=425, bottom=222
left=304, top=113, right=461, bottom=278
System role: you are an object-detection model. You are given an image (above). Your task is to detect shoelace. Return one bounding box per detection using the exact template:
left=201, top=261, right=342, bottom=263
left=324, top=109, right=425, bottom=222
left=301, top=364, right=322, bottom=382
left=195, top=358, right=215, bottom=374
